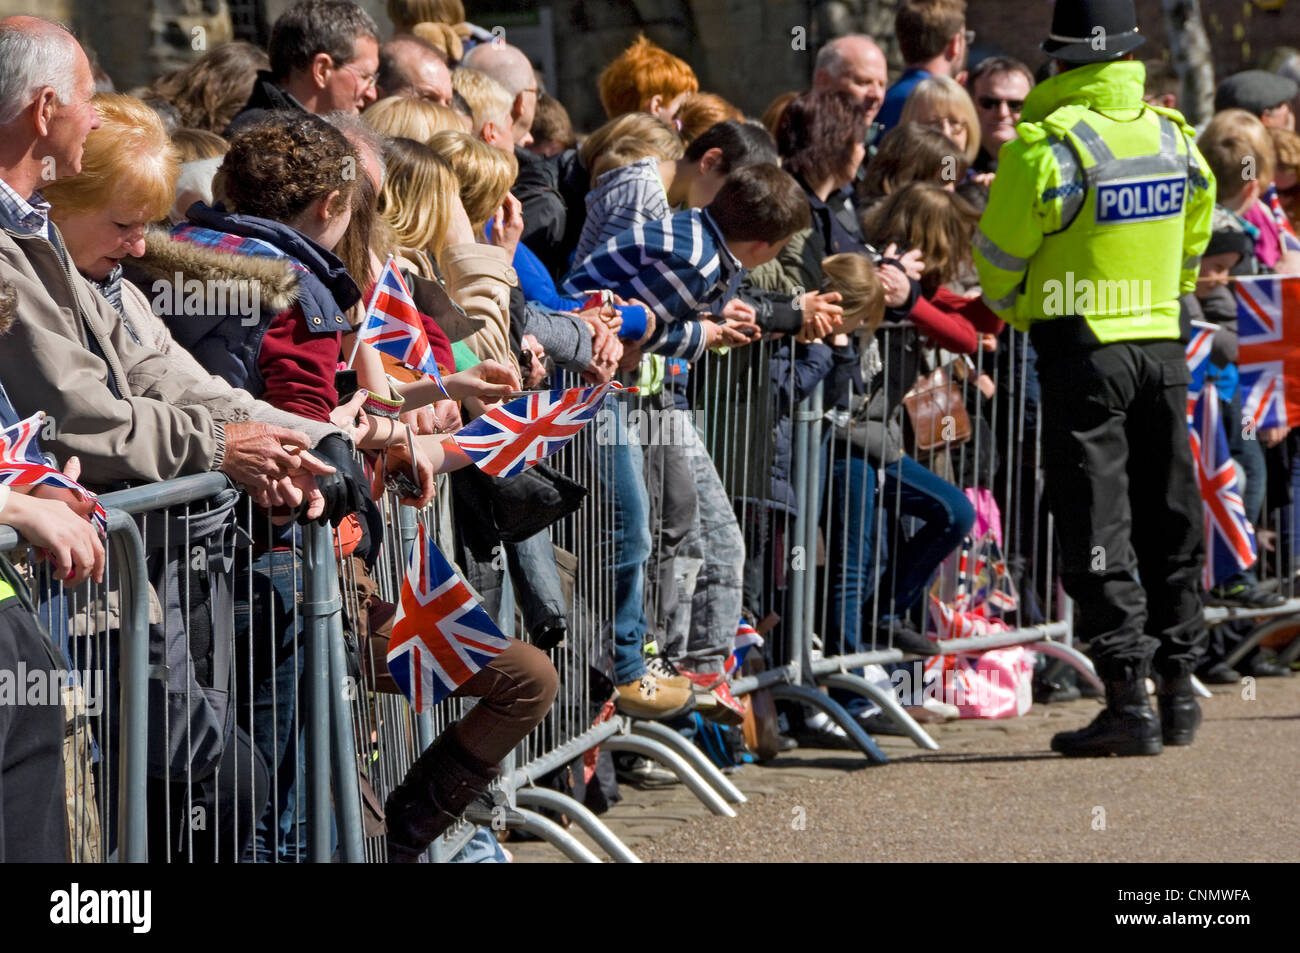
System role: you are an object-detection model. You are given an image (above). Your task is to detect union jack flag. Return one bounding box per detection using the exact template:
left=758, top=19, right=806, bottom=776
left=1188, top=379, right=1256, bottom=587
left=356, top=257, right=447, bottom=392
left=0, top=412, right=107, bottom=535
left=724, top=619, right=763, bottom=675
left=1185, top=325, right=1215, bottom=419
left=386, top=521, right=512, bottom=711
left=452, top=381, right=629, bottom=477
left=1236, top=276, right=1300, bottom=430
left=1263, top=185, right=1300, bottom=255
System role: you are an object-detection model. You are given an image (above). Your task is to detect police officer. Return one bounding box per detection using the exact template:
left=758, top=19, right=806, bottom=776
left=974, top=0, right=1216, bottom=756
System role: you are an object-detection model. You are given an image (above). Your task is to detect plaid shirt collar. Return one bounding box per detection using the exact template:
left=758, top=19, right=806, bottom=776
left=0, top=176, right=50, bottom=239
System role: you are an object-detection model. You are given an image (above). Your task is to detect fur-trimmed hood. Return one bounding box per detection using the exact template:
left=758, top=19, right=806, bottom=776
left=132, top=227, right=302, bottom=314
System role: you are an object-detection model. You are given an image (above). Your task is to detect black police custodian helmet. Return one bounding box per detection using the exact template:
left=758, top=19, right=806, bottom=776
left=1041, top=0, right=1146, bottom=64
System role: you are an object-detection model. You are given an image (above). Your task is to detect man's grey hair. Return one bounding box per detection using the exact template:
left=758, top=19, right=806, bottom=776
left=461, top=41, right=536, bottom=97
left=377, top=35, right=441, bottom=97
left=326, top=110, right=387, bottom=187
left=0, top=19, right=81, bottom=126
left=814, top=34, right=877, bottom=79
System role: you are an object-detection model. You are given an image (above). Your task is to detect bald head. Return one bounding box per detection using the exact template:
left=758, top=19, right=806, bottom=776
left=814, top=35, right=888, bottom=124
left=460, top=40, right=537, bottom=147
left=377, top=35, right=453, bottom=105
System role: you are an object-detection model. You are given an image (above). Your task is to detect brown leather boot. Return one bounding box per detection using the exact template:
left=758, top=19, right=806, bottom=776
left=383, top=728, right=498, bottom=863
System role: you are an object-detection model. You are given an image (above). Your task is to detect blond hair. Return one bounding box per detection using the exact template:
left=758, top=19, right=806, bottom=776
left=411, top=21, right=463, bottom=63
left=364, top=95, right=462, bottom=142
left=379, top=136, right=460, bottom=264
left=580, top=112, right=684, bottom=185
left=1200, top=108, right=1276, bottom=199
left=428, top=129, right=518, bottom=230
left=388, top=0, right=465, bottom=31
left=821, top=253, right=885, bottom=337
left=899, top=74, right=981, bottom=164
left=43, top=93, right=178, bottom=222
left=451, top=67, right=513, bottom=136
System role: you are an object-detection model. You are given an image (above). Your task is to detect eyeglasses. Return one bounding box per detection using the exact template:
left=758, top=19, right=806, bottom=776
left=924, top=116, right=967, bottom=135
left=334, top=59, right=377, bottom=92
left=977, top=96, right=1025, bottom=112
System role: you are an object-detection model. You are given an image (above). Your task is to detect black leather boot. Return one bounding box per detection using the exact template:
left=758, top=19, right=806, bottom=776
left=384, top=728, right=498, bottom=863
left=1157, top=674, right=1202, bottom=746
left=1050, top=678, right=1163, bottom=757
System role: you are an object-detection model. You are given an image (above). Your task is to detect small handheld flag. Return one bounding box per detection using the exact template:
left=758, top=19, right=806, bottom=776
left=0, top=412, right=107, bottom=535
left=352, top=256, right=449, bottom=398
left=452, top=381, right=631, bottom=478
left=386, top=522, right=513, bottom=711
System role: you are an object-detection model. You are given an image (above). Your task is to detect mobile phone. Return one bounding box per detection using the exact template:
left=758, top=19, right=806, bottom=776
left=335, top=369, right=359, bottom=404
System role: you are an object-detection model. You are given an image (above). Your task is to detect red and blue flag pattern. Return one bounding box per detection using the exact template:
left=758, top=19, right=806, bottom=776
left=1237, top=276, right=1300, bottom=430
left=452, top=381, right=628, bottom=478
left=386, top=521, right=512, bottom=712
left=0, top=412, right=107, bottom=535
left=1188, top=377, right=1256, bottom=587
left=356, top=258, right=446, bottom=391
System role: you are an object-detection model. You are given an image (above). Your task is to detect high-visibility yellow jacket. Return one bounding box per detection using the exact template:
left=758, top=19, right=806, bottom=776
left=974, top=61, right=1215, bottom=342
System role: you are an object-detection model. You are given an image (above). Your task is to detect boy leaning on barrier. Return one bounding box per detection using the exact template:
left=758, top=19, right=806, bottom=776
left=0, top=276, right=105, bottom=862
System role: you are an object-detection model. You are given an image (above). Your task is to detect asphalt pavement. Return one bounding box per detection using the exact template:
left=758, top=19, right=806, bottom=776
left=507, top=673, right=1300, bottom=863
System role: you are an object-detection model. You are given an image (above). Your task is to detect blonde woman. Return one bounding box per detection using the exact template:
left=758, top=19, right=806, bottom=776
left=899, top=74, right=982, bottom=167
left=427, top=129, right=524, bottom=371
left=362, top=95, right=462, bottom=143
left=379, top=137, right=461, bottom=275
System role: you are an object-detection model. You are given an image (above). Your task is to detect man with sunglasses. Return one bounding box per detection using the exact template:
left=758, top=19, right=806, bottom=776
left=968, top=56, right=1034, bottom=175
left=227, top=0, right=380, bottom=137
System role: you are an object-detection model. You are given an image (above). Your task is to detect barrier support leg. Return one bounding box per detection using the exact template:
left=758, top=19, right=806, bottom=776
left=327, top=604, right=366, bottom=863
left=511, top=807, right=602, bottom=863
left=818, top=673, right=939, bottom=751
left=769, top=683, right=888, bottom=764
left=629, top=720, right=747, bottom=803
left=109, top=512, right=150, bottom=862
left=1032, top=639, right=1105, bottom=694
left=302, top=523, right=336, bottom=862
left=602, top=735, right=737, bottom=817
left=514, top=787, right=642, bottom=863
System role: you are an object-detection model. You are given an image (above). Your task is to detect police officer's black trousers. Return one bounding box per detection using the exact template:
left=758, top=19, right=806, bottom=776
left=1035, top=335, right=1207, bottom=681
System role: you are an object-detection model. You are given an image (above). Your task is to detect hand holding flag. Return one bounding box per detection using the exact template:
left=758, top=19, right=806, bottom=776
left=0, top=412, right=107, bottom=535
left=352, top=256, right=450, bottom=400
left=387, top=522, right=513, bottom=711
left=452, top=381, right=633, bottom=478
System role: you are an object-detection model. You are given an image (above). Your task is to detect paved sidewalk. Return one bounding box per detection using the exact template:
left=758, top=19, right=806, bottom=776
left=507, top=675, right=1300, bottom=862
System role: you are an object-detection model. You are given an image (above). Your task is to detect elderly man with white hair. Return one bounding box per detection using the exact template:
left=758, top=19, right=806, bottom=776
left=0, top=16, right=353, bottom=509
left=461, top=39, right=538, bottom=149
left=812, top=34, right=889, bottom=127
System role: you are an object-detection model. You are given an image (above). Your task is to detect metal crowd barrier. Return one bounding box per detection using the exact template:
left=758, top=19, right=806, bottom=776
left=12, top=319, right=1299, bottom=864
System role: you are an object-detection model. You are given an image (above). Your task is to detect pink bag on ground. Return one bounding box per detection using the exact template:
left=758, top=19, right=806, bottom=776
left=923, top=646, right=1034, bottom=719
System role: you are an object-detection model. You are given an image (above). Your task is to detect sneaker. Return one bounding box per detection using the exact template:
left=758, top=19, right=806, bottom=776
left=614, top=673, right=694, bottom=720
left=1206, top=581, right=1286, bottom=609
left=614, top=754, right=679, bottom=788
left=644, top=654, right=691, bottom=692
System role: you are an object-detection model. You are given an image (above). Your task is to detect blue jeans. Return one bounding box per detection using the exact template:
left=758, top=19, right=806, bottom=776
left=600, top=436, right=652, bottom=685
left=824, top=454, right=975, bottom=658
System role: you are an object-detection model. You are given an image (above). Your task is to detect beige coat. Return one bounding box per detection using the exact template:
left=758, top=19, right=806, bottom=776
left=0, top=223, right=224, bottom=487
left=439, top=242, right=519, bottom=373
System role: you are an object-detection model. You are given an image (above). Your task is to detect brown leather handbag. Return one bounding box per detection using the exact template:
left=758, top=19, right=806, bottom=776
left=901, top=364, right=972, bottom=453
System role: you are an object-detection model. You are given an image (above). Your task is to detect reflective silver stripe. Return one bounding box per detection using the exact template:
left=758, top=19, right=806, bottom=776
left=1184, top=255, right=1201, bottom=272
left=1158, top=116, right=1179, bottom=157
left=1049, top=138, right=1085, bottom=226
left=1069, top=119, right=1115, bottom=163
left=985, top=288, right=1019, bottom=311
left=1086, top=153, right=1187, bottom=184
left=974, top=230, right=1029, bottom=272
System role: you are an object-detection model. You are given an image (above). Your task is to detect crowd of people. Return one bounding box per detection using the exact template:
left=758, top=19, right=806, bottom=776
left=0, top=0, right=1298, bottom=862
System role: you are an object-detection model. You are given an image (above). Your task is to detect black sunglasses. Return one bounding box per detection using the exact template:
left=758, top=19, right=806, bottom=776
left=977, top=96, right=1024, bottom=112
